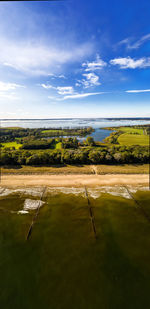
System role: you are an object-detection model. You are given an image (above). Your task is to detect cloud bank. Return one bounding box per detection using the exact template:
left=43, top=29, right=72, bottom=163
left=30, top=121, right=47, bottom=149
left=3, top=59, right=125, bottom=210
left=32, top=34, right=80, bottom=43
left=110, top=56, right=150, bottom=69
left=0, top=38, right=93, bottom=76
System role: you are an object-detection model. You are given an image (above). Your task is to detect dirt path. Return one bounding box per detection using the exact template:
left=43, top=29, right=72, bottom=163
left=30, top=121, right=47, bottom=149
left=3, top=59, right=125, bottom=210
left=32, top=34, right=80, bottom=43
left=91, top=165, right=98, bottom=175
left=0, top=174, right=148, bottom=188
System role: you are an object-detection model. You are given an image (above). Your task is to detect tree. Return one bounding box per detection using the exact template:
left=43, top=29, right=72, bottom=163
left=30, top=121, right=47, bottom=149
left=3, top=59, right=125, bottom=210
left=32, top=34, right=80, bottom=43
left=85, top=136, right=95, bottom=146
left=88, top=151, right=100, bottom=164
left=113, top=152, right=122, bottom=163
left=105, top=154, right=113, bottom=163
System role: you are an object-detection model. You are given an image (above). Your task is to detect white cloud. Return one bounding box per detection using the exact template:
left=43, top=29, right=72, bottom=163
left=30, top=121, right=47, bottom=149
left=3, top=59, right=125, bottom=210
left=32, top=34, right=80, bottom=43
left=110, top=57, right=150, bottom=69
left=83, top=73, right=100, bottom=87
left=0, top=81, right=24, bottom=91
left=82, top=54, right=107, bottom=71
left=58, top=75, right=66, bottom=79
left=0, top=37, right=93, bottom=76
left=41, top=84, right=74, bottom=95
left=0, top=81, right=23, bottom=100
left=41, top=84, right=54, bottom=90
left=118, top=33, right=150, bottom=50
left=77, top=72, right=101, bottom=88
left=59, top=92, right=105, bottom=100
left=126, top=89, right=150, bottom=93
left=57, top=86, right=74, bottom=95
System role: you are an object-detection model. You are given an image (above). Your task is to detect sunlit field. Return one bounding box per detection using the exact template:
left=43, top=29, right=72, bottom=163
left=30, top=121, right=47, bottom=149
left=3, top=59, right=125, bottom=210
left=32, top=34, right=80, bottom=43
left=118, top=133, right=149, bottom=146
left=1, top=142, right=22, bottom=149
left=1, top=189, right=150, bottom=309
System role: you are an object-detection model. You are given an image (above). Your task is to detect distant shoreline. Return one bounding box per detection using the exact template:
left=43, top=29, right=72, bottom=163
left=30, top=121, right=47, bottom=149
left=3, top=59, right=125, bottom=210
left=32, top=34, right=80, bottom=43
left=1, top=117, right=150, bottom=120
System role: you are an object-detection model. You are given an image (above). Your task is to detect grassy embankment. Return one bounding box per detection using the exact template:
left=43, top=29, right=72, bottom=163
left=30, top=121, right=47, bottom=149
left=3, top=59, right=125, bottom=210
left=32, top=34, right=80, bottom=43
left=1, top=164, right=148, bottom=174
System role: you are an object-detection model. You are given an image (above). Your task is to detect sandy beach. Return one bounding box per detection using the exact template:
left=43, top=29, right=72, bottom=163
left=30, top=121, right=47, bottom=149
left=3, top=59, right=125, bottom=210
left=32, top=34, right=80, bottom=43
left=0, top=174, right=148, bottom=188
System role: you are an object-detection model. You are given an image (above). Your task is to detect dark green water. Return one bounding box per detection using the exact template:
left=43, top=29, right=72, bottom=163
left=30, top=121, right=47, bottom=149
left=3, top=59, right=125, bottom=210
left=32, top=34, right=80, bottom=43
left=0, top=190, right=150, bottom=309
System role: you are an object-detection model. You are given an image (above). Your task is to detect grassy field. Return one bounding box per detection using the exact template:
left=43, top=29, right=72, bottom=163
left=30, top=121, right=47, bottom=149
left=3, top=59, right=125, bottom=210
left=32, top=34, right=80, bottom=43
left=107, top=126, right=149, bottom=146
left=96, top=164, right=149, bottom=174
left=1, top=141, right=22, bottom=149
left=41, top=129, right=78, bottom=136
left=0, top=190, right=150, bottom=309
left=55, top=141, right=62, bottom=149
left=117, top=127, right=144, bottom=134
left=42, top=129, right=65, bottom=134
left=1, top=164, right=149, bottom=174
left=118, top=133, right=149, bottom=146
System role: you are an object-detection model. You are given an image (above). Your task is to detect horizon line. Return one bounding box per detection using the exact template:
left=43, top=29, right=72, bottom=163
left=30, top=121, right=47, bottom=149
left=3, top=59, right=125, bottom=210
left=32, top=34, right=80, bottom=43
left=1, top=117, right=150, bottom=120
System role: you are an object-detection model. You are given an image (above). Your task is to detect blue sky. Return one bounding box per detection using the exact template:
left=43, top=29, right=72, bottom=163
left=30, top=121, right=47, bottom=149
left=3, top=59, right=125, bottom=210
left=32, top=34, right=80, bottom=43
left=0, top=0, right=150, bottom=118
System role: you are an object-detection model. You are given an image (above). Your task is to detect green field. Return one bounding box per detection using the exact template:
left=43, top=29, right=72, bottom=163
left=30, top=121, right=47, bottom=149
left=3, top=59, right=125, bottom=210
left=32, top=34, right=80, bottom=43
left=108, top=126, right=149, bottom=146
left=42, top=129, right=65, bottom=134
left=118, top=133, right=149, bottom=146
left=0, top=190, right=150, bottom=309
left=1, top=141, right=22, bottom=149
left=55, top=141, right=62, bottom=149
left=117, top=127, right=144, bottom=134
left=41, top=129, right=77, bottom=136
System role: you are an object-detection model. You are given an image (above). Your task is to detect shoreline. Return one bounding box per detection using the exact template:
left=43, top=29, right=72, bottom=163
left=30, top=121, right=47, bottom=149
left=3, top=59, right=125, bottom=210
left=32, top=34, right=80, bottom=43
left=1, top=174, right=148, bottom=188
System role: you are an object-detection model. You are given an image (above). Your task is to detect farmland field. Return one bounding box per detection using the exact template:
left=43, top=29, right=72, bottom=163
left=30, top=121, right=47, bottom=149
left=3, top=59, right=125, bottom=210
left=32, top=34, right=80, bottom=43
left=42, top=129, right=66, bottom=134
left=0, top=188, right=150, bottom=309
left=117, top=127, right=144, bottom=134
left=1, top=141, right=22, bottom=149
left=118, top=133, right=149, bottom=146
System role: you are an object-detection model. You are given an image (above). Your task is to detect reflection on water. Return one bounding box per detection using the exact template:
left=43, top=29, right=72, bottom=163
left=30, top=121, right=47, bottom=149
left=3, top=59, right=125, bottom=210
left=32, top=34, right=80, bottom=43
left=44, top=128, right=112, bottom=142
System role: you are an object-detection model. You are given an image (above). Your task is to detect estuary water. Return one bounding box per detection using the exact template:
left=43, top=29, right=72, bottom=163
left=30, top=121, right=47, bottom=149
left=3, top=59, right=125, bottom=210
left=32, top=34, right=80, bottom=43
left=0, top=188, right=150, bottom=309
left=1, top=118, right=150, bottom=142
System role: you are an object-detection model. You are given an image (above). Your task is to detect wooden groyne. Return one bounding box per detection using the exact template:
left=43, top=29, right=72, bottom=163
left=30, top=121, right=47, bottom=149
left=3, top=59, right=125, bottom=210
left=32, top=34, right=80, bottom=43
left=124, top=186, right=150, bottom=223
left=0, top=188, right=6, bottom=195
left=84, top=186, right=97, bottom=239
left=26, top=186, right=47, bottom=240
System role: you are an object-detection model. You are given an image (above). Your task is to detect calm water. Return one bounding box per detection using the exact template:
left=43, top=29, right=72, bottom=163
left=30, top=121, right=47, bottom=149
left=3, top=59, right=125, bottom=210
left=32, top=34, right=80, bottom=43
left=1, top=118, right=150, bottom=142
left=1, top=118, right=150, bottom=129
left=0, top=189, right=150, bottom=309
left=47, top=128, right=112, bottom=142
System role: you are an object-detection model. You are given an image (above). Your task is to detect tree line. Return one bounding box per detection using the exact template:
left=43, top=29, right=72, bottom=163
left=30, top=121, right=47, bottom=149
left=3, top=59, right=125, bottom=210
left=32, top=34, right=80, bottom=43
left=0, top=146, right=148, bottom=166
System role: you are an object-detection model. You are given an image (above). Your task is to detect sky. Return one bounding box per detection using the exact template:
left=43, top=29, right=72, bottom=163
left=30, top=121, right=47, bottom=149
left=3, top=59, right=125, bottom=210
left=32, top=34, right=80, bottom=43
left=0, top=0, right=150, bottom=119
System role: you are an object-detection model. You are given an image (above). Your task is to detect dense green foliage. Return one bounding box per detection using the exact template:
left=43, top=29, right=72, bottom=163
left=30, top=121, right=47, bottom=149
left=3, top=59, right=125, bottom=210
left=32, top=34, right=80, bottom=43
left=41, top=126, right=93, bottom=136
left=0, top=125, right=149, bottom=166
left=0, top=145, right=148, bottom=166
left=0, top=126, right=93, bottom=142
left=22, top=139, right=55, bottom=149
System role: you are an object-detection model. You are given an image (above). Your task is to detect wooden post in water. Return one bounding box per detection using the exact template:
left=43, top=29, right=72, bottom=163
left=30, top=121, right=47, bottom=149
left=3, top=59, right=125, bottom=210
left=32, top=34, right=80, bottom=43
left=124, top=186, right=150, bottom=223
left=84, top=186, right=97, bottom=239
left=26, top=186, right=47, bottom=241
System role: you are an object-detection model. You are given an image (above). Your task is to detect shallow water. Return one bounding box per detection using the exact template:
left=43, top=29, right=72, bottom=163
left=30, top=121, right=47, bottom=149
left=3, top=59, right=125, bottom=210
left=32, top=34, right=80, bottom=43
left=0, top=189, right=150, bottom=308
left=1, top=117, right=150, bottom=129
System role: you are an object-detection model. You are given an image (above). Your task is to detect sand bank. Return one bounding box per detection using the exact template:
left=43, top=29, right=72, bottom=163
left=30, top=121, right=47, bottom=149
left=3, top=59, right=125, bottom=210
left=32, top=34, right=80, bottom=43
left=0, top=174, right=148, bottom=188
